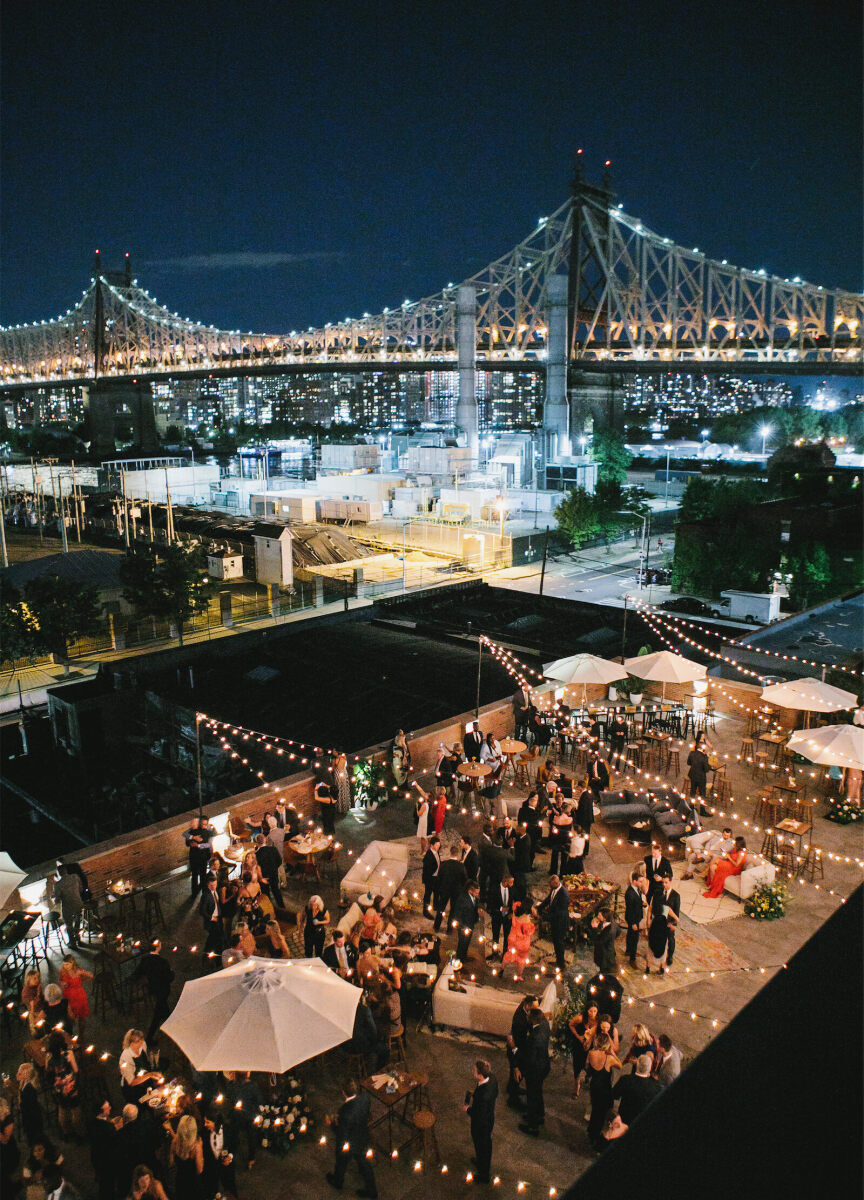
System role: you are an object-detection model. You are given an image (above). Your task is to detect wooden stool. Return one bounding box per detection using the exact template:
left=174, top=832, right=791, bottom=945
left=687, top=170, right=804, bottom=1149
left=799, top=843, right=824, bottom=882
left=80, top=900, right=103, bottom=944
left=388, top=1030, right=408, bottom=1067
left=774, top=843, right=797, bottom=877
left=20, top=926, right=47, bottom=970
left=412, top=1109, right=441, bottom=1165
left=407, top=1071, right=429, bottom=1116
left=625, top=742, right=643, bottom=770
left=666, top=748, right=681, bottom=777
left=92, top=960, right=121, bottom=1020
left=739, top=737, right=755, bottom=764
left=752, top=754, right=771, bottom=783
left=143, top=893, right=167, bottom=937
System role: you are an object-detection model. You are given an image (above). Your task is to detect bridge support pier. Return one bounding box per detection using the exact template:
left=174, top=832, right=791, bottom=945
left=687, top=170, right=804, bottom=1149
left=86, top=378, right=160, bottom=461
left=569, top=370, right=624, bottom=436
left=456, top=285, right=478, bottom=458
left=543, top=274, right=570, bottom=461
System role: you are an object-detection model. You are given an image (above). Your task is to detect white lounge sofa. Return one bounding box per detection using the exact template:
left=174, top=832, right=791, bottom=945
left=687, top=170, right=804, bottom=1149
left=432, top=961, right=557, bottom=1037
left=682, top=833, right=776, bottom=901
left=340, top=840, right=409, bottom=905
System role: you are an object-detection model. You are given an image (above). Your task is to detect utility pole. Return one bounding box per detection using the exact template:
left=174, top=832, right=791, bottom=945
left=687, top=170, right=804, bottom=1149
left=146, top=489, right=154, bottom=541
left=621, top=593, right=628, bottom=658
left=475, top=637, right=483, bottom=718
left=45, top=459, right=68, bottom=553
left=120, top=468, right=131, bottom=551
left=70, top=460, right=82, bottom=542
left=30, top=458, right=43, bottom=543
left=195, top=712, right=204, bottom=817
left=164, top=467, right=175, bottom=544
left=539, top=528, right=550, bottom=597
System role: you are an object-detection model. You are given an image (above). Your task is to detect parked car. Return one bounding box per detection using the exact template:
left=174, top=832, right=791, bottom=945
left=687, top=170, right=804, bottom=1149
left=659, top=596, right=725, bottom=618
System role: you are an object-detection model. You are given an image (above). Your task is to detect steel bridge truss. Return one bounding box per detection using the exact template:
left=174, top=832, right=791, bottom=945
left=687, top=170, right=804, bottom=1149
left=1, top=187, right=861, bottom=386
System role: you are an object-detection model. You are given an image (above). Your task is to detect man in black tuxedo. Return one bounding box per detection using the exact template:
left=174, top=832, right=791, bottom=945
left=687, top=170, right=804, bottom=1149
left=517, top=1009, right=551, bottom=1136
left=321, top=931, right=359, bottom=981
left=460, top=835, right=479, bottom=882
left=511, top=829, right=532, bottom=894
left=131, top=938, right=175, bottom=1044
left=587, top=753, right=610, bottom=798
left=326, top=1081, right=377, bottom=1197
left=421, top=837, right=442, bottom=918
left=254, top=834, right=284, bottom=909
left=451, top=882, right=481, bottom=964
left=464, top=1059, right=498, bottom=1184
left=506, top=995, right=538, bottom=1108
left=184, top=815, right=215, bottom=898
left=434, top=847, right=468, bottom=933
left=576, top=783, right=595, bottom=846
left=274, top=798, right=300, bottom=836
left=488, top=875, right=516, bottom=956
left=198, top=874, right=224, bottom=968
left=623, top=871, right=648, bottom=967
left=589, top=908, right=619, bottom=974
left=611, top=1053, right=663, bottom=1125
left=463, top=722, right=484, bottom=762
left=644, top=845, right=673, bottom=906
left=478, top=822, right=509, bottom=906
left=654, top=874, right=681, bottom=969
left=537, top=874, right=570, bottom=971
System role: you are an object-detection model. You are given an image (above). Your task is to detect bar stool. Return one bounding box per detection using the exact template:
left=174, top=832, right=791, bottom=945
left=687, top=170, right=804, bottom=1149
left=142, top=893, right=167, bottom=938
left=42, top=911, right=68, bottom=956
left=799, top=842, right=824, bottom=882
left=406, top=1071, right=429, bottom=1116
left=20, top=924, right=48, bottom=971
left=412, top=1109, right=441, bottom=1164
left=739, top=737, right=755, bottom=764
left=752, top=754, right=771, bottom=784
left=342, top=1050, right=368, bottom=1079
left=80, top=899, right=103, bottom=944
left=388, top=1029, right=408, bottom=1067
left=625, top=742, right=643, bottom=770
left=666, top=747, right=681, bottom=777
left=92, top=958, right=121, bottom=1020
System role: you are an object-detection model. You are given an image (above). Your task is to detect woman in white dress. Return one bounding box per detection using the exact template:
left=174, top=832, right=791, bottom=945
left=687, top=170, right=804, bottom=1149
left=412, top=781, right=430, bottom=852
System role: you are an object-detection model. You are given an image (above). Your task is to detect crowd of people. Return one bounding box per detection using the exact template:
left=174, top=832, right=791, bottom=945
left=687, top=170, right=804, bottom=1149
left=1, top=699, right=729, bottom=1199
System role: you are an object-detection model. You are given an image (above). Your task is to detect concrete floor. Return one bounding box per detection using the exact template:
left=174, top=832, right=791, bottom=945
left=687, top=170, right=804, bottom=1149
left=3, top=705, right=861, bottom=1199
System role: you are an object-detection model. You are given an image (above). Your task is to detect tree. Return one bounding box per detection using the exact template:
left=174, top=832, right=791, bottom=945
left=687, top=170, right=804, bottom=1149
left=121, top=543, right=213, bottom=645
left=0, top=586, right=43, bottom=670
left=785, top=543, right=833, bottom=610
left=592, top=429, right=632, bottom=485
left=555, top=486, right=601, bottom=549
left=22, top=574, right=102, bottom=673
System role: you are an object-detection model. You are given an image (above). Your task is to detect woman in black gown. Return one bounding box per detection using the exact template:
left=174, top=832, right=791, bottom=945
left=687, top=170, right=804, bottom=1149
left=585, top=1033, right=621, bottom=1151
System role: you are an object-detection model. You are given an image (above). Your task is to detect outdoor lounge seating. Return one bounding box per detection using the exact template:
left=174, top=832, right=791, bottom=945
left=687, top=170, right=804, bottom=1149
left=682, top=833, right=777, bottom=900
left=597, top=787, right=697, bottom=841
left=340, top=839, right=409, bottom=904
left=432, top=961, right=557, bottom=1037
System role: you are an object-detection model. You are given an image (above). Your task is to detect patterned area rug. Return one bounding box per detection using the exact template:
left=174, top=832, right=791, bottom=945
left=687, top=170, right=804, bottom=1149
left=674, top=865, right=743, bottom=924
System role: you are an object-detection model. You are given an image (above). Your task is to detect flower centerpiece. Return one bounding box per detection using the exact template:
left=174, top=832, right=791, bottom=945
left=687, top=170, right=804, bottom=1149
left=351, top=758, right=389, bottom=809
left=744, top=880, right=789, bottom=921
left=825, top=800, right=863, bottom=825
left=257, top=1075, right=314, bottom=1155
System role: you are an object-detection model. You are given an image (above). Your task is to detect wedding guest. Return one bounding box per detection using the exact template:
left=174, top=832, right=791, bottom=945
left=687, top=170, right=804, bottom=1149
left=129, top=1163, right=170, bottom=1200
left=611, top=1053, right=662, bottom=1124
left=589, top=909, right=619, bottom=974
left=506, top=996, right=539, bottom=1109
left=16, top=1064, right=43, bottom=1146
left=184, top=816, right=215, bottom=898
left=585, top=1033, right=622, bottom=1151
left=623, top=1023, right=659, bottom=1072
left=703, top=837, right=747, bottom=898
left=170, top=1114, right=204, bottom=1197
left=89, top=1099, right=120, bottom=1200
left=325, top=1080, right=377, bottom=1197
left=434, top=849, right=467, bottom=934
left=648, top=875, right=680, bottom=973
left=654, top=1033, right=683, bottom=1085
left=687, top=738, right=711, bottom=800
left=598, top=1110, right=628, bottom=1148
left=53, top=865, right=84, bottom=950
left=567, top=1003, right=599, bottom=1094
left=517, top=791, right=542, bottom=866
left=451, top=881, right=482, bottom=964
left=421, top=837, right=441, bottom=918
left=623, top=871, right=647, bottom=967
left=130, top=940, right=175, bottom=1045
left=21, top=969, right=45, bottom=1036
left=517, top=1009, right=551, bottom=1137
left=118, top=1031, right=160, bottom=1106
left=301, top=896, right=330, bottom=957
left=46, top=1032, right=83, bottom=1138
left=263, top=919, right=290, bottom=959
left=537, top=875, right=570, bottom=972
left=58, top=954, right=92, bottom=1038
left=322, top=931, right=358, bottom=980
left=683, top=827, right=734, bottom=879
left=233, top=921, right=257, bottom=959
left=465, top=1059, right=498, bottom=1185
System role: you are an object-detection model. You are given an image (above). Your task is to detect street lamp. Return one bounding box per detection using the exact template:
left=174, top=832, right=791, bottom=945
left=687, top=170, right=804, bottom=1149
left=664, top=445, right=672, bottom=508
left=760, top=424, right=772, bottom=457
left=617, top=510, right=649, bottom=587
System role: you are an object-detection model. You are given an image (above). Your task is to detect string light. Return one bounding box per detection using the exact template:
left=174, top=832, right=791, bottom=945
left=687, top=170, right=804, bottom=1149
left=632, top=599, right=863, bottom=678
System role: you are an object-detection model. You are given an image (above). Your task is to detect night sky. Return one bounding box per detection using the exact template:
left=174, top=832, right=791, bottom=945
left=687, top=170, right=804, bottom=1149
left=2, top=0, right=861, bottom=335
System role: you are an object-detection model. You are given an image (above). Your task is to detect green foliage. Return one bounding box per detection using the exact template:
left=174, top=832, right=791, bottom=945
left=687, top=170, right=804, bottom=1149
left=784, top=543, right=832, bottom=609
left=555, top=486, right=601, bottom=549
left=0, top=586, right=43, bottom=668
left=678, top=475, right=772, bottom=522
left=593, top=429, right=632, bottom=485
left=121, top=543, right=212, bottom=645
left=350, top=757, right=389, bottom=807
left=21, top=574, right=102, bottom=662
left=550, top=975, right=587, bottom=1059
left=744, top=880, right=789, bottom=920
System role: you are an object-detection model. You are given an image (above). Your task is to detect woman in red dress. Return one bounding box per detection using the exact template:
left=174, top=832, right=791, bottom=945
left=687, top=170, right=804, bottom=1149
left=433, top=786, right=448, bottom=836
left=58, top=955, right=93, bottom=1036
left=703, top=837, right=747, bottom=898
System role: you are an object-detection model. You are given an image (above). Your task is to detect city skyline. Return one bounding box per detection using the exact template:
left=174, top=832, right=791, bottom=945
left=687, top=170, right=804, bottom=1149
left=1, top=0, right=861, bottom=336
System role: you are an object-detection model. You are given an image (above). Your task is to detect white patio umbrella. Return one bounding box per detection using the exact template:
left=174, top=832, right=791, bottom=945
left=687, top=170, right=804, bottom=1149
left=0, top=853, right=28, bottom=910
left=161, top=957, right=362, bottom=1073
left=786, top=724, right=864, bottom=772
left=761, top=677, right=858, bottom=726
left=623, top=649, right=707, bottom=699
left=543, top=653, right=628, bottom=705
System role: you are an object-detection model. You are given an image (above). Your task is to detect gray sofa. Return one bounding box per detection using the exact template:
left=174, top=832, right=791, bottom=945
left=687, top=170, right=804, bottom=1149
left=597, top=788, right=698, bottom=842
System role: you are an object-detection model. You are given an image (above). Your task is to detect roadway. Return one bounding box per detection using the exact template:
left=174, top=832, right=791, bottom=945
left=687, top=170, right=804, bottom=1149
left=491, top=536, right=675, bottom=607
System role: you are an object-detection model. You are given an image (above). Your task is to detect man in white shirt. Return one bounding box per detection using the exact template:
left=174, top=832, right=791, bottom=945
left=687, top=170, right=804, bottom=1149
left=683, top=827, right=734, bottom=879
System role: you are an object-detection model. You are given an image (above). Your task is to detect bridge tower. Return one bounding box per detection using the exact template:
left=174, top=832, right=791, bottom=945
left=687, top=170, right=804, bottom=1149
left=456, top=284, right=478, bottom=456
left=88, top=253, right=159, bottom=459
left=565, top=159, right=624, bottom=437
